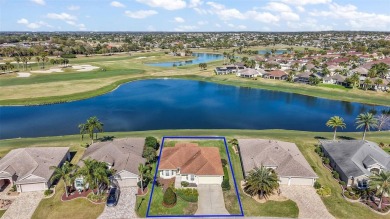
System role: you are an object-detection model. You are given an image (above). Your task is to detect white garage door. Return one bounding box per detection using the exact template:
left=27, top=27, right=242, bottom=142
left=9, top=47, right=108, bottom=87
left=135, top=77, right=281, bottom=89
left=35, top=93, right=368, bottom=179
left=290, top=178, right=314, bottom=186
left=20, top=183, right=46, bottom=192
left=117, top=178, right=138, bottom=187
left=198, top=176, right=222, bottom=185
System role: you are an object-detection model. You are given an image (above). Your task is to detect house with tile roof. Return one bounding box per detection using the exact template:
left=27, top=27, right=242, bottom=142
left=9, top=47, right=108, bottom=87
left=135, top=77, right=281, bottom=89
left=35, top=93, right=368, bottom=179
left=238, top=139, right=318, bottom=186
left=79, top=138, right=146, bottom=187
left=159, top=143, right=224, bottom=186
left=0, top=147, right=70, bottom=192
left=320, top=140, right=390, bottom=188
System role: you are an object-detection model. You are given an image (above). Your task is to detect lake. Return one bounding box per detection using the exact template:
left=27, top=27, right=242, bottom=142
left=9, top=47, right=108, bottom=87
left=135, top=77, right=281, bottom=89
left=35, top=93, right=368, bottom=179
left=146, top=53, right=223, bottom=67
left=0, top=79, right=386, bottom=139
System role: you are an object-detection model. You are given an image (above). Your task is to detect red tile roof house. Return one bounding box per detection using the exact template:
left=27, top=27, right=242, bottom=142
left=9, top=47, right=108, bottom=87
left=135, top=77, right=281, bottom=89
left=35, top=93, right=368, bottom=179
left=158, top=143, right=224, bottom=187
left=0, top=147, right=70, bottom=192
left=263, top=70, right=288, bottom=80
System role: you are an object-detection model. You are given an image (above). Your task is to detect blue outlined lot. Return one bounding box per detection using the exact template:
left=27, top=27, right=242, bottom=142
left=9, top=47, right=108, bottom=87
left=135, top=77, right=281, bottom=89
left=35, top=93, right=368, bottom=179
left=146, top=136, right=244, bottom=218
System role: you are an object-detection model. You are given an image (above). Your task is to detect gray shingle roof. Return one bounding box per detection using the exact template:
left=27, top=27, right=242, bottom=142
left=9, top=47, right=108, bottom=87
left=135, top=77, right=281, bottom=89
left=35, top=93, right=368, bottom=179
left=0, top=147, right=69, bottom=184
left=238, top=139, right=317, bottom=178
left=80, top=138, right=146, bottom=175
left=320, top=140, right=390, bottom=178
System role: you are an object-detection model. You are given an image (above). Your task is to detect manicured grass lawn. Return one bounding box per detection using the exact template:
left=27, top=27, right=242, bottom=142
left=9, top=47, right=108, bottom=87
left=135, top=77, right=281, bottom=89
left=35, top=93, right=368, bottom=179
left=147, top=186, right=197, bottom=216
left=1, top=130, right=389, bottom=218
left=319, top=83, right=351, bottom=91
left=0, top=210, right=6, bottom=217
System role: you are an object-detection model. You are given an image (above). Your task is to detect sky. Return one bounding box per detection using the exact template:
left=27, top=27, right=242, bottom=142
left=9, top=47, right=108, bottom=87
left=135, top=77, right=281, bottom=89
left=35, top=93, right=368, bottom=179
left=1, top=0, right=390, bottom=32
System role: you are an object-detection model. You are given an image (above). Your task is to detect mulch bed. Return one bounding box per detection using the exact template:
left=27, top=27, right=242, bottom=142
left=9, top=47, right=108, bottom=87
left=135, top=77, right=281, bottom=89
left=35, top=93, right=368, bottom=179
left=158, top=178, right=175, bottom=191
left=137, top=187, right=148, bottom=196
left=61, top=189, right=97, bottom=201
left=162, top=201, right=177, bottom=208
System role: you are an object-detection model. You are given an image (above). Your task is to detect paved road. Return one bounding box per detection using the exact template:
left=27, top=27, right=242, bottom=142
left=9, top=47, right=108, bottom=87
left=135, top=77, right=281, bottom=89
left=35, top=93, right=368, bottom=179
left=280, top=185, right=335, bottom=219
left=2, top=191, right=43, bottom=219
left=195, top=184, right=230, bottom=215
left=98, top=187, right=138, bottom=219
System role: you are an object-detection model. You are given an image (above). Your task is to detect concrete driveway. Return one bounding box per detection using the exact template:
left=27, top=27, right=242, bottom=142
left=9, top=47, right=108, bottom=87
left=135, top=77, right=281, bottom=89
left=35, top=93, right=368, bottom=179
left=280, top=185, right=334, bottom=219
left=98, top=187, right=138, bottom=219
left=2, top=191, right=44, bottom=219
left=195, top=184, right=229, bottom=215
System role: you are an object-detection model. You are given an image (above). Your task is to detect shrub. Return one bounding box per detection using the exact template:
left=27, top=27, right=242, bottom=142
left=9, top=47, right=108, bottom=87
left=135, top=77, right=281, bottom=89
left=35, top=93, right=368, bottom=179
left=314, top=146, right=322, bottom=155
left=44, top=189, right=53, bottom=196
left=60, top=54, right=77, bottom=58
left=142, top=147, right=156, bottom=162
left=332, top=171, right=339, bottom=179
left=10, top=185, right=17, bottom=192
left=379, top=142, right=385, bottom=148
left=163, top=187, right=177, bottom=206
left=323, top=157, right=330, bottom=165
left=221, top=179, right=231, bottom=191
left=317, top=186, right=331, bottom=197
left=87, top=193, right=107, bottom=202
left=223, top=166, right=229, bottom=180
left=145, top=136, right=158, bottom=150
left=221, top=159, right=228, bottom=167
left=175, top=188, right=198, bottom=202
left=181, top=181, right=189, bottom=187
left=314, top=181, right=321, bottom=189
left=339, top=181, right=346, bottom=186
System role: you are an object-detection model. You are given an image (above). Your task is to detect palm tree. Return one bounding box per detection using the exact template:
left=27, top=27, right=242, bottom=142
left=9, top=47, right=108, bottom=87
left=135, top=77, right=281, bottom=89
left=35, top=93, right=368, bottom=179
left=14, top=56, right=20, bottom=69
left=77, top=158, right=98, bottom=193
left=363, top=78, right=372, bottom=90
left=326, top=116, right=346, bottom=140
left=243, top=166, right=279, bottom=200
left=138, top=163, right=145, bottom=194
left=35, top=56, right=41, bottom=69
left=369, top=171, right=390, bottom=209
left=50, top=161, right=77, bottom=197
left=374, top=78, right=383, bottom=90
left=78, top=116, right=104, bottom=144
left=356, top=112, right=379, bottom=140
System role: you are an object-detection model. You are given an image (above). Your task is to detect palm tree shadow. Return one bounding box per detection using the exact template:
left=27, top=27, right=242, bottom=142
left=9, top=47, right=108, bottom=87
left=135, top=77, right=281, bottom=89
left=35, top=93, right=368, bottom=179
left=314, top=136, right=327, bottom=140
left=100, top=136, right=116, bottom=142
left=338, top=136, right=356, bottom=140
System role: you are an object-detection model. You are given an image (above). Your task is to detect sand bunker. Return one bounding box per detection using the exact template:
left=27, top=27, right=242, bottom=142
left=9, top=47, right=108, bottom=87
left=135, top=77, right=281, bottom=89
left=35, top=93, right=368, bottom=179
left=31, top=68, right=64, bottom=73
left=17, top=72, right=31, bottom=77
left=72, top=65, right=100, bottom=72
left=135, top=56, right=147, bottom=59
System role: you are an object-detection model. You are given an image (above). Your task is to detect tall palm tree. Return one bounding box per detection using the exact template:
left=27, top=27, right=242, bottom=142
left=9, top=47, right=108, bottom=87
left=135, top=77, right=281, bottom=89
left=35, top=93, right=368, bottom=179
left=356, top=112, right=379, bottom=140
left=50, top=161, right=77, bottom=197
left=243, top=166, right=279, bottom=200
left=79, top=116, right=104, bottom=144
left=14, top=56, right=20, bottom=69
left=326, top=116, right=346, bottom=140
left=369, top=171, right=390, bottom=209
left=93, top=161, right=112, bottom=194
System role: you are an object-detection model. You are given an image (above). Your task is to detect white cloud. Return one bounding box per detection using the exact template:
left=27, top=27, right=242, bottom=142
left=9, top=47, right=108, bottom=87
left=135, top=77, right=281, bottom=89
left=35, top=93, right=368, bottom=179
left=174, top=17, right=185, bottom=23
left=287, top=18, right=332, bottom=31
left=189, top=0, right=203, bottom=8
left=110, top=1, right=125, bottom=8
left=47, top=13, right=77, bottom=21
left=30, top=0, right=45, bottom=5
left=296, top=6, right=305, bottom=12
left=206, top=2, right=224, bottom=10
left=193, top=8, right=208, bottom=14
left=136, top=0, right=186, bottom=10
left=263, top=2, right=292, bottom=12
left=174, top=25, right=197, bottom=31
left=227, top=23, right=234, bottom=28
left=207, top=2, right=245, bottom=20
left=215, top=23, right=221, bottom=27
left=125, top=10, right=158, bottom=19
left=197, top=21, right=208, bottom=25
left=310, top=3, right=390, bottom=30
left=246, top=11, right=280, bottom=24
left=67, top=5, right=80, bottom=10
left=281, top=11, right=300, bottom=21
left=17, top=18, right=29, bottom=24
left=278, top=0, right=332, bottom=6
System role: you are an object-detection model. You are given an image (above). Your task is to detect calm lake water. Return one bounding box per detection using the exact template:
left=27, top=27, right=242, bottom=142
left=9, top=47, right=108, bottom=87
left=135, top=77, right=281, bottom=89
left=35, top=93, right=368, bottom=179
left=0, top=79, right=386, bottom=139
left=146, top=53, right=223, bottom=67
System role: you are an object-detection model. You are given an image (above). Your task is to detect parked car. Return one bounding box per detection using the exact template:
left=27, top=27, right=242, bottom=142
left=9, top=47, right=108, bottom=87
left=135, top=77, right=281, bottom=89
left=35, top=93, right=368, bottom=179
left=106, top=187, right=120, bottom=207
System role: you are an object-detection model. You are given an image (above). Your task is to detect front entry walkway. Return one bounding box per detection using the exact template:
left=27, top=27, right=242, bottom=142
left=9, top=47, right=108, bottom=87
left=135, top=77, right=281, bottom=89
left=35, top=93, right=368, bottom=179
left=98, top=187, right=138, bottom=219
left=195, top=184, right=229, bottom=215
left=2, top=191, right=44, bottom=219
left=280, top=185, right=334, bottom=219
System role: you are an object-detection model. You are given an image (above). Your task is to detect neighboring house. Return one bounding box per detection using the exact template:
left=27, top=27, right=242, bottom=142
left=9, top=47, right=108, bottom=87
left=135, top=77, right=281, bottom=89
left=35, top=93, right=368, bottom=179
left=320, top=140, right=390, bottom=188
left=159, top=143, right=224, bottom=186
left=238, top=139, right=318, bottom=186
left=263, top=70, right=288, bottom=80
left=296, top=72, right=321, bottom=83
left=236, top=68, right=261, bottom=78
left=322, top=74, right=346, bottom=85
left=79, top=138, right=146, bottom=187
left=0, top=147, right=70, bottom=192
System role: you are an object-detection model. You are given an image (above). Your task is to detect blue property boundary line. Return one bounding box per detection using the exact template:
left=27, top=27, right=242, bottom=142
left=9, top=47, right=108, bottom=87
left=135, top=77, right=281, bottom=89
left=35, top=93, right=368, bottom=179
left=146, top=136, right=244, bottom=218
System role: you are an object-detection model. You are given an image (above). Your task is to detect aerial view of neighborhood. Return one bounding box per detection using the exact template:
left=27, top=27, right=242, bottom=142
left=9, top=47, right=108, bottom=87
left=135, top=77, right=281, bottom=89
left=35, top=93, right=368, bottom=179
left=0, top=0, right=390, bottom=219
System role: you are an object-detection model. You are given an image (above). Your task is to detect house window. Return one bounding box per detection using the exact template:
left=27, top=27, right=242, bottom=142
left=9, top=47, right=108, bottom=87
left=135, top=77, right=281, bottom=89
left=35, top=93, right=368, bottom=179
left=165, top=170, right=169, bottom=176
left=190, top=175, right=194, bottom=181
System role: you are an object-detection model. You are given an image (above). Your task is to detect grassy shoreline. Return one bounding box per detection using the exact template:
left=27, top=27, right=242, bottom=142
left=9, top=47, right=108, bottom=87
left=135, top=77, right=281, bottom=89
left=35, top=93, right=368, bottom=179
left=0, top=74, right=389, bottom=106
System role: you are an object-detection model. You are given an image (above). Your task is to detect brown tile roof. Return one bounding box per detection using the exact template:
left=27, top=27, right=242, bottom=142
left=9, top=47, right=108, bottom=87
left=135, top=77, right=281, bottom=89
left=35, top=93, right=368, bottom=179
left=159, top=143, right=224, bottom=176
left=0, top=147, right=69, bottom=184
left=238, top=139, right=317, bottom=178
left=80, top=138, right=146, bottom=175
left=267, top=70, right=287, bottom=77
